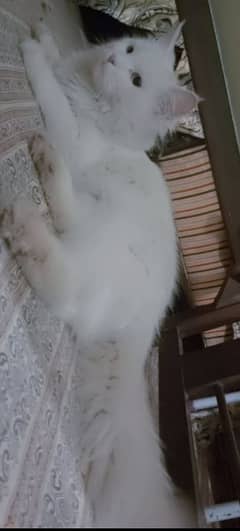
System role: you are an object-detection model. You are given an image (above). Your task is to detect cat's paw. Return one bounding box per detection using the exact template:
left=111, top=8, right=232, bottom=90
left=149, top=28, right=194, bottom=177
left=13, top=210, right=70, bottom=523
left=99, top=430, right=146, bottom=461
left=0, top=204, right=32, bottom=257
left=31, top=21, right=50, bottom=41
left=30, top=133, right=56, bottom=180
left=0, top=201, right=50, bottom=262
left=21, top=38, right=43, bottom=61
left=30, top=22, right=60, bottom=64
left=0, top=208, right=16, bottom=250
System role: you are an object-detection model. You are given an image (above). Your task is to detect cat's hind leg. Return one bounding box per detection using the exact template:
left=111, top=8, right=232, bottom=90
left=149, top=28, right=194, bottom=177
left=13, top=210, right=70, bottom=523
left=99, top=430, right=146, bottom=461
left=0, top=201, right=75, bottom=319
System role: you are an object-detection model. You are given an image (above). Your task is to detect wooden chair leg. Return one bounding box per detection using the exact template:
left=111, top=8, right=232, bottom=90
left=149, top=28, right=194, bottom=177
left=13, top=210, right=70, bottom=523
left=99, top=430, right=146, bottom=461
left=158, top=327, right=194, bottom=491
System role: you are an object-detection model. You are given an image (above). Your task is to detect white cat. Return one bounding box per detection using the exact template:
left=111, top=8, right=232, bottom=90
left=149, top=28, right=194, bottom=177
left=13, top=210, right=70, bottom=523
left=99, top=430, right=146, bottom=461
left=1, top=23, right=198, bottom=527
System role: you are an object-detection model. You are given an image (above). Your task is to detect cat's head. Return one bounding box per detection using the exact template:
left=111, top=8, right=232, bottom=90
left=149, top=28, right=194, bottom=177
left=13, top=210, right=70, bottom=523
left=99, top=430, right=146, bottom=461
left=90, top=23, right=200, bottom=150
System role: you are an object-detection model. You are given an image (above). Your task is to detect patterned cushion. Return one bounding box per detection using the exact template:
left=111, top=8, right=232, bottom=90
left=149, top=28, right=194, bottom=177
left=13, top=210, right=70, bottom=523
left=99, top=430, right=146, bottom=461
left=160, top=145, right=232, bottom=346
left=0, top=8, right=91, bottom=528
left=78, top=0, right=178, bottom=34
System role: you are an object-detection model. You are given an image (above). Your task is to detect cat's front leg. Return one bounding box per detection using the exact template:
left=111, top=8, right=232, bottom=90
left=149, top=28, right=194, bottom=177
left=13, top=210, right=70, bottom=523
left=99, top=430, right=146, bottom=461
left=0, top=201, right=75, bottom=318
left=21, top=39, right=79, bottom=158
left=30, top=133, right=77, bottom=233
left=32, top=22, right=60, bottom=66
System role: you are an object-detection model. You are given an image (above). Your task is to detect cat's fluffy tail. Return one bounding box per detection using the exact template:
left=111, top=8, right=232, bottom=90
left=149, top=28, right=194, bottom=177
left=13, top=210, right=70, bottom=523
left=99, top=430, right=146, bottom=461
left=86, top=340, right=196, bottom=528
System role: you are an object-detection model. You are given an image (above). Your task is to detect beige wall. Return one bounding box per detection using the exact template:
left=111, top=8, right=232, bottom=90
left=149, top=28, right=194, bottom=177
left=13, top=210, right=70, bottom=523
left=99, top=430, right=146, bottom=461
left=210, top=0, right=240, bottom=149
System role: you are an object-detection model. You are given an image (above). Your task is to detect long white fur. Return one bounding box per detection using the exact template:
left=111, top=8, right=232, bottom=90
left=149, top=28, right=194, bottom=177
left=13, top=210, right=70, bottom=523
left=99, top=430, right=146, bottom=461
left=17, top=24, right=198, bottom=527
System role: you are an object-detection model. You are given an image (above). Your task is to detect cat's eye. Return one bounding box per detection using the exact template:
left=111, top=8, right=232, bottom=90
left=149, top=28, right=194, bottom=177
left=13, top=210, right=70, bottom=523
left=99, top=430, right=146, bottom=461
left=126, top=45, right=134, bottom=54
left=131, top=72, right=142, bottom=87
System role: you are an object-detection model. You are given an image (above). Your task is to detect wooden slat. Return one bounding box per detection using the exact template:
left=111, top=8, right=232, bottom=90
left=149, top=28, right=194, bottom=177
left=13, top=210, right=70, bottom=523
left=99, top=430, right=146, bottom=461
left=176, top=0, right=240, bottom=268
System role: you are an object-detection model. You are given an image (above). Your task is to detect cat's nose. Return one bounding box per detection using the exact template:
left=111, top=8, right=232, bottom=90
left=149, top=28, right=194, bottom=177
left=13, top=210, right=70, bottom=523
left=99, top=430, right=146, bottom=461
left=107, top=54, right=116, bottom=66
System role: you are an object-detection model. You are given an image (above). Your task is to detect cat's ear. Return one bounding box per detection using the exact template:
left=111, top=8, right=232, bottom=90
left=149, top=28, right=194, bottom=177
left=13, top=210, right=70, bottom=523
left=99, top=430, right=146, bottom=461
left=161, top=20, right=185, bottom=53
left=156, top=87, right=200, bottom=119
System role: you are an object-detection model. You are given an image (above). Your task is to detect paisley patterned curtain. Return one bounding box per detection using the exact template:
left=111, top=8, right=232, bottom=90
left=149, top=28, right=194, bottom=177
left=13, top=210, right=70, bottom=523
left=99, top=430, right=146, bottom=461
left=78, top=0, right=178, bottom=34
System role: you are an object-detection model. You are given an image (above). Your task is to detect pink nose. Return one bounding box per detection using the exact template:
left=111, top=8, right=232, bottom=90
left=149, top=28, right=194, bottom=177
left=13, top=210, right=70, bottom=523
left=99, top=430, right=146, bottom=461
left=107, top=54, right=115, bottom=66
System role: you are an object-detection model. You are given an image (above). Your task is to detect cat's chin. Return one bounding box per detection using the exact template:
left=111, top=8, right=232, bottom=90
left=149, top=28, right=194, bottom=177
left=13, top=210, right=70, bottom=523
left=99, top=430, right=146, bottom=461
left=92, top=62, right=114, bottom=97
left=91, top=63, right=104, bottom=94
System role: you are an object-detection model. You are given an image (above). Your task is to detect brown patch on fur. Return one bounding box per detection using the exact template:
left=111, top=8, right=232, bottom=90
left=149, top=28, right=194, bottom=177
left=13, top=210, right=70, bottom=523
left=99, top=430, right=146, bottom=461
left=4, top=236, right=11, bottom=249
left=48, top=162, right=54, bottom=174
left=0, top=209, right=7, bottom=225
left=29, top=133, right=44, bottom=154
left=12, top=248, right=29, bottom=259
